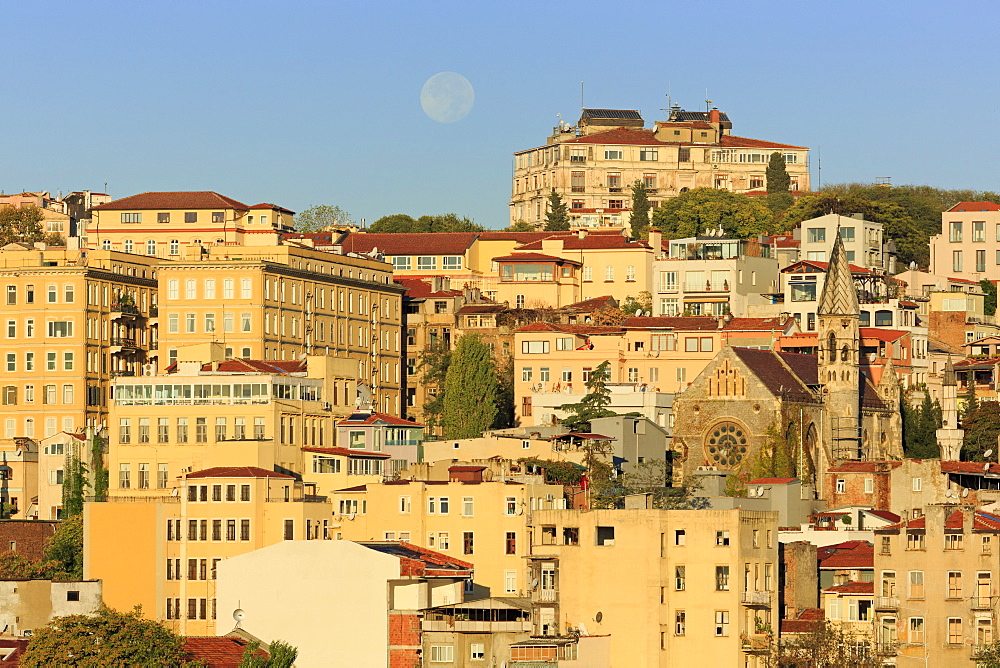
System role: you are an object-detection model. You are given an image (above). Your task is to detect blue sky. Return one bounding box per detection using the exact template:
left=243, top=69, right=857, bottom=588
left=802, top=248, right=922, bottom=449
left=3, top=0, right=998, bottom=228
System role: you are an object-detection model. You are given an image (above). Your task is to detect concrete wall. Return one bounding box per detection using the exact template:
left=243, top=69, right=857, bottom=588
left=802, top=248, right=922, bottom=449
left=0, top=579, right=101, bottom=635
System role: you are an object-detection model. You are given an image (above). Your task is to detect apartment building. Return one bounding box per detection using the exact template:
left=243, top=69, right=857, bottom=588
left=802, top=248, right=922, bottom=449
left=527, top=505, right=779, bottom=667
left=84, top=466, right=334, bottom=636
left=653, top=231, right=780, bottom=317
left=510, top=107, right=810, bottom=228
left=930, top=201, right=1000, bottom=282
left=797, top=214, right=894, bottom=272
left=88, top=191, right=294, bottom=253
left=872, top=505, right=1000, bottom=664
left=328, top=472, right=564, bottom=597
left=513, top=316, right=796, bottom=426
left=0, top=244, right=159, bottom=441
left=108, top=352, right=361, bottom=496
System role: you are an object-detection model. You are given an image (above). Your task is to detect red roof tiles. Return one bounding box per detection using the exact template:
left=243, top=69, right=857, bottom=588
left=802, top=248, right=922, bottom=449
left=92, top=191, right=251, bottom=211
left=186, top=466, right=293, bottom=480
left=719, top=135, right=807, bottom=149
left=828, top=461, right=902, bottom=473
left=302, top=447, right=391, bottom=459
left=516, top=321, right=622, bottom=335
left=948, top=201, right=1000, bottom=212
left=339, top=411, right=423, bottom=427
left=340, top=232, right=478, bottom=255
left=515, top=236, right=647, bottom=251
left=493, top=252, right=582, bottom=264
left=824, top=581, right=874, bottom=594
left=395, top=278, right=464, bottom=299
left=184, top=636, right=268, bottom=667
left=564, top=128, right=663, bottom=146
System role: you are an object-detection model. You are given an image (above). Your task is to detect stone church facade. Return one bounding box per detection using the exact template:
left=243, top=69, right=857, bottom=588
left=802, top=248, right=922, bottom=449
left=671, top=232, right=903, bottom=494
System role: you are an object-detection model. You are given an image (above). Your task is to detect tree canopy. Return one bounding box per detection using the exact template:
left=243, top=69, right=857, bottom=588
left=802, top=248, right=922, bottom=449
left=902, top=393, right=941, bottom=459
left=629, top=180, right=650, bottom=240
left=442, top=335, right=500, bottom=439
left=651, top=188, right=777, bottom=239
left=544, top=190, right=569, bottom=231
left=765, top=152, right=790, bottom=194
left=559, top=361, right=616, bottom=432
left=240, top=639, right=298, bottom=668
left=294, top=204, right=353, bottom=232
left=0, top=205, right=44, bottom=246
left=20, top=606, right=187, bottom=667
left=369, top=213, right=483, bottom=233
left=43, top=515, right=84, bottom=579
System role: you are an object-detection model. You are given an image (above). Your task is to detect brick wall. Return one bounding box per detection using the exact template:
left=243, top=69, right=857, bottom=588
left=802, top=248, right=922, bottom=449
left=0, top=520, right=59, bottom=562
left=929, top=311, right=967, bottom=350
left=388, top=611, right=421, bottom=668
left=824, top=471, right=891, bottom=510
left=781, top=541, right=818, bottom=620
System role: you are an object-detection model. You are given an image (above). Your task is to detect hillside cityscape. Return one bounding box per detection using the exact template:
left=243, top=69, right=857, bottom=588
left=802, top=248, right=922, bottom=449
left=3, top=103, right=1000, bottom=668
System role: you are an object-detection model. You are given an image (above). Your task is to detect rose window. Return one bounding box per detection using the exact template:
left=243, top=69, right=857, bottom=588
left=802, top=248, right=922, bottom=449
left=704, top=422, right=748, bottom=468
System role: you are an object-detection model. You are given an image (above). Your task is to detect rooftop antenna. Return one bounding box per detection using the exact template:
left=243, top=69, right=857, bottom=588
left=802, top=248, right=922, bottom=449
left=581, top=81, right=585, bottom=110
left=817, top=148, right=821, bottom=189
left=705, top=89, right=713, bottom=112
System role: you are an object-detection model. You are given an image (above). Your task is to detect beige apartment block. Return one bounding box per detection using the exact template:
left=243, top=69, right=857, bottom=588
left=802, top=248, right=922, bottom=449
left=873, top=505, right=1000, bottom=665
left=0, top=579, right=102, bottom=637
left=0, top=244, right=159, bottom=441
left=421, top=432, right=591, bottom=465
left=328, top=475, right=565, bottom=597
left=930, top=201, right=1000, bottom=282
left=510, top=108, right=810, bottom=227
left=527, top=505, right=779, bottom=668
left=84, top=466, right=334, bottom=636
left=88, top=191, right=295, bottom=254
left=108, top=354, right=359, bottom=496
left=155, top=244, right=404, bottom=414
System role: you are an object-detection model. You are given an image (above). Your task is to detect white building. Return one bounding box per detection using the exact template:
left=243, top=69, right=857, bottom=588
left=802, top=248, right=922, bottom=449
left=797, top=213, right=894, bottom=272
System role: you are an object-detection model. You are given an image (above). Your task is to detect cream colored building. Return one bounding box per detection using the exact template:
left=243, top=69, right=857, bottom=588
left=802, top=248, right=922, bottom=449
left=328, top=475, right=565, bottom=597
left=510, top=107, right=810, bottom=227
left=0, top=579, right=102, bottom=636
left=84, top=466, right=335, bottom=637
left=527, top=505, right=779, bottom=667
left=873, top=504, right=1000, bottom=665
left=930, top=201, right=1000, bottom=282
left=89, top=191, right=295, bottom=254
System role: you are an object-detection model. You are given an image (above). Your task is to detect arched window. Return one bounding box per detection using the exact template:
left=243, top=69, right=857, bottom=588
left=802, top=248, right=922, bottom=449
left=101, top=240, right=111, bottom=250
left=841, top=345, right=850, bottom=362
left=827, top=332, right=837, bottom=361
left=146, top=240, right=156, bottom=256
left=123, top=239, right=133, bottom=254
left=169, top=239, right=179, bottom=255
left=703, top=421, right=749, bottom=469
left=875, top=310, right=893, bottom=327
left=859, top=311, right=871, bottom=326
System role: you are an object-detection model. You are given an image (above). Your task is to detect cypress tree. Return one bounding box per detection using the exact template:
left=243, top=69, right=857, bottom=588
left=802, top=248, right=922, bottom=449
left=544, top=190, right=570, bottom=231
left=441, top=335, right=500, bottom=439
left=629, top=180, right=650, bottom=239
left=766, top=152, right=791, bottom=194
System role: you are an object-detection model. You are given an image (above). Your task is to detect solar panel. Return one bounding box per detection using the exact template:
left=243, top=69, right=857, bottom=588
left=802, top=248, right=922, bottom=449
left=582, top=109, right=643, bottom=120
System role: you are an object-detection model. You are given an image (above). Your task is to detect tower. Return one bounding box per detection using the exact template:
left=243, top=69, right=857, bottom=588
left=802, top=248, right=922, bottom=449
left=817, top=230, right=861, bottom=460
left=937, top=357, right=964, bottom=461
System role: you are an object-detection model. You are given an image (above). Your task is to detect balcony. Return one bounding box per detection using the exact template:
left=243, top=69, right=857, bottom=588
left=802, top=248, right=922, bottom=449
left=422, top=619, right=533, bottom=633
left=110, top=303, right=139, bottom=319
left=536, top=589, right=558, bottom=603
left=874, top=596, right=899, bottom=611
left=110, top=337, right=138, bottom=354
left=109, top=370, right=136, bottom=378
left=971, top=596, right=997, bottom=611
left=684, top=281, right=730, bottom=293
left=740, top=634, right=771, bottom=653
left=266, top=495, right=329, bottom=503
left=874, top=641, right=899, bottom=656
left=741, top=591, right=771, bottom=607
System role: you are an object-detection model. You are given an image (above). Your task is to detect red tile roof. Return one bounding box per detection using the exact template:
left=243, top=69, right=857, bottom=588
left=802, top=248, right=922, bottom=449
left=340, top=232, right=478, bottom=255
left=302, top=447, right=391, bottom=458
left=478, top=230, right=623, bottom=242
left=866, top=510, right=901, bottom=523
left=948, top=276, right=980, bottom=284
left=828, top=461, right=902, bottom=473
left=186, top=466, right=293, bottom=480
left=824, top=581, right=874, bottom=594
left=860, top=328, right=909, bottom=342
left=92, top=191, right=250, bottom=211
left=165, top=359, right=307, bottom=375
left=395, top=277, right=464, bottom=299
left=359, top=541, right=474, bottom=578
left=621, top=316, right=722, bottom=330
left=562, top=295, right=618, bottom=312
left=0, top=638, right=28, bottom=667
left=730, top=348, right=818, bottom=402
left=878, top=509, right=1000, bottom=533
left=819, top=545, right=874, bottom=570
left=456, top=303, right=505, bottom=314
left=493, top=252, right=582, bottom=264
left=749, top=477, right=797, bottom=484
left=719, top=135, right=807, bottom=149
left=564, top=128, right=663, bottom=146
left=339, top=411, right=423, bottom=427
left=948, top=201, right=1000, bottom=212
left=781, top=260, right=872, bottom=274
left=780, top=608, right=824, bottom=634
left=942, top=460, right=1000, bottom=476
left=516, top=321, right=623, bottom=335
left=725, top=317, right=794, bottom=331
left=514, top=235, right=647, bottom=251
left=183, top=636, right=268, bottom=667
left=448, top=465, right=487, bottom=472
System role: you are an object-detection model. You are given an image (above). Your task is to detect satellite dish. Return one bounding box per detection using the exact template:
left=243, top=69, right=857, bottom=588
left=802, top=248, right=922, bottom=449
left=986, top=449, right=994, bottom=459
left=635, top=309, right=643, bottom=317
left=963, top=488, right=970, bottom=497
left=233, top=609, right=245, bottom=628
left=644, top=311, right=652, bottom=317
left=594, top=611, right=603, bottom=623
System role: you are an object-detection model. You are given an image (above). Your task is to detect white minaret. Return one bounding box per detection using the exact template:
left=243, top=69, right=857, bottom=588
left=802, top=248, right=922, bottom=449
left=937, top=357, right=964, bottom=461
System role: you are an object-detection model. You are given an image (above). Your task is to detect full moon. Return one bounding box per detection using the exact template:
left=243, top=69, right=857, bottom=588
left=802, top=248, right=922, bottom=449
left=420, top=72, right=474, bottom=124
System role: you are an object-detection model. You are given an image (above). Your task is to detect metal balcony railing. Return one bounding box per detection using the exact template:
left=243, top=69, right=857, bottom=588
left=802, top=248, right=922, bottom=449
left=971, top=595, right=997, bottom=611
left=874, top=596, right=899, bottom=611
left=741, top=591, right=771, bottom=606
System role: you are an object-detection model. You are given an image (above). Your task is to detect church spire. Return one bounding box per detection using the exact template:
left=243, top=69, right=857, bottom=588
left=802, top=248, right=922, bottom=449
left=818, top=229, right=859, bottom=316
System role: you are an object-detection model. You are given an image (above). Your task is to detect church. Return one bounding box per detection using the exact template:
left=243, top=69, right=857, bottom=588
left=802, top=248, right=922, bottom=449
left=670, top=231, right=904, bottom=492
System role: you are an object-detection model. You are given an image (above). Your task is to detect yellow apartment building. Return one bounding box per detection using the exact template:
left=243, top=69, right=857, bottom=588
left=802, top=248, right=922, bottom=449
left=88, top=191, right=295, bottom=254
left=328, top=475, right=565, bottom=597
left=527, top=505, right=779, bottom=667
left=929, top=201, right=1000, bottom=282
left=873, top=504, right=1000, bottom=665
left=84, top=466, right=334, bottom=636
left=510, top=107, right=810, bottom=228
left=107, top=352, right=360, bottom=496
left=0, top=244, right=159, bottom=440
left=155, top=244, right=404, bottom=414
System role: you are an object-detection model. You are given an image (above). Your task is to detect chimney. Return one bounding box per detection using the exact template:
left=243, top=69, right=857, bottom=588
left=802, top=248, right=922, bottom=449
left=709, top=109, right=721, bottom=124
left=648, top=229, right=662, bottom=253
left=577, top=229, right=588, bottom=240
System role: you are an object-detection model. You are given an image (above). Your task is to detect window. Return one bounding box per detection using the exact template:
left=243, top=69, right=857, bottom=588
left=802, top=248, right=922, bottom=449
left=947, top=571, right=962, bottom=598
left=417, top=256, right=437, bottom=271
left=505, top=532, right=516, bottom=554
left=675, top=565, right=686, bottom=590
left=978, top=249, right=987, bottom=272
left=463, top=532, right=474, bottom=555
left=909, top=617, right=924, bottom=643
left=604, top=149, right=623, bottom=160
left=119, top=463, right=130, bottom=489
left=714, top=610, right=729, bottom=636
left=462, top=497, right=474, bottom=516
left=836, top=479, right=846, bottom=493
left=864, top=478, right=874, bottom=494
left=906, top=532, right=925, bottom=550
left=47, top=321, right=73, bottom=337
left=716, top=565, right=730, bottom=591
left=716, top=530, right=730, bottom=546
left=640, top=148, right=658, bottom=161
left=954, top=250, right=963, bottom=272
left=950, top=221, right=963, bottom=242
left=596, top=526, right=615, bottom=546
left=521, top=340, right=550, bottom=354
left=430, top=646, right=454, bottom=662
left=675, top=530, right=686, bottom=546
left=909, top=571, right=924, bottom=598
left=605, top=265, right=614, bottom=281
left=675, top=610, right=686, bottom=635
left=945, top=533, right=964, bottom=550
left=807, top=228, right=826, bottom=243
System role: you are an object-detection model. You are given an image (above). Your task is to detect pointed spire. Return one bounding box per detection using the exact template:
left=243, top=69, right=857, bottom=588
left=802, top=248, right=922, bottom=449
left=817, top=228, right=859, bottom=316
left=943, top=356, right=956, bottom=387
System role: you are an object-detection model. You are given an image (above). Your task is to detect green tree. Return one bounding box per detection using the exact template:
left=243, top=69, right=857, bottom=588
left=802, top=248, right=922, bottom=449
left=505, top=220, right=535, bottom=232
left=43, top=515, right=84, bottom=579
left=651, top=188, right=777, bottom=239
left=749, top=421, right=808, bottom=482
left=765, top=620, right=880, bottom=667
left=418, top=342, right=452, bottom=433
left=559, top=361, right=616, bottom=432
left=544, top=190, right=569, bottom=231
left=0, top=205, right=45, bottom=246
left=240, top=639, right=298, bottom=668
left=294, top=204, right=353, bottom=232
left=519, top=458, right=586, bottom=485
left=61, top=450, right=87, bottom=518
left=620, top=291, right=652, bottom=317
left=629, top=180, right=650, bottom=239
left=972, top=639, right=1000, bottom=668
left=902, top=393, right=941, bottom=458
left=962, top=398, right=1000, bottom=461
left=91, top=434, right=109, bottom=502
left=983, top=279, right=998, bottom=317
left=494, top=354, right=516, bottom=429
left=441, top=335, right=500, bottom=439
left=370, top=213, right=483, bottom=233
left=20, top=606, right=187, bottom=667
left=765, top=152, right=791, bottom=194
